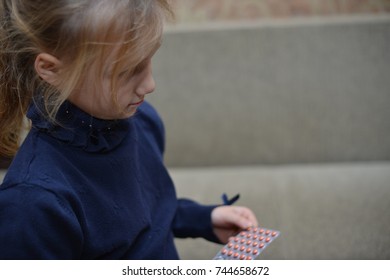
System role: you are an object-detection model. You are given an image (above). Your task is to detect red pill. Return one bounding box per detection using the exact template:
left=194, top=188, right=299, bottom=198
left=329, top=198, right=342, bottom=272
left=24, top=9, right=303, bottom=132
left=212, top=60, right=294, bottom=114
left=240, top=231, right=246, bottom=236
left=246, top=248, right=252, bottom=253
left=227, top=250, right=233, bottom=256
left=240, top=238, right=246, bottom=244
left=253, top=234, right=258, bottom=240
left=240, top=254, right=246, bottom=260
left=252, top=249, right=259, bottom=255
left=234, top=244, right=239, bottom=250
left=234, top=237, right=240, bottom=242
left=246, top=256, right=253, bottom=260
left=259, top=228, right=265, bottom=234
left=272, top=231, right=278, bottom=237
left=259, top=236, right=265, bottom=241
left=234, top=252, right=239, bottom=258
left=246, top=233, right=252, bottom=239
left=252, top=241, right=258, bottom=247
left=265, top=230, right=271, bottom=235
left=246, top=240, right=252, bottom=245
left=259, top=243, right=265, bottom=249
left=228, top=242, right=233, bottom=248
left=240, top=246, right=246, bottom=251
left=266, top=237, right=271, bottom=243
left=221, top=248, right=227, bottom=255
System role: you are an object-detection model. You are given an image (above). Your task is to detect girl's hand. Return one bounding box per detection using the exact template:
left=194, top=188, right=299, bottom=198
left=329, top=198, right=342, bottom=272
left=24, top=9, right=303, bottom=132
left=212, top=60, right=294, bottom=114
left=211, top=206, right=258, bottom=244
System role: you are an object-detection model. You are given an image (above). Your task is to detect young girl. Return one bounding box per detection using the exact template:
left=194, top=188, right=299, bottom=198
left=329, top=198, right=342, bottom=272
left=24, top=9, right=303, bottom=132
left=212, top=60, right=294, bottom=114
left=0, top=0, right=258, bottom=259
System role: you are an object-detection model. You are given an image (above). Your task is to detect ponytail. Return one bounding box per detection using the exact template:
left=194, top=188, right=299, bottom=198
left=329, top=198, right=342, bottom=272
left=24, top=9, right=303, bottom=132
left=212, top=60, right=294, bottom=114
left=0, top=0, right=36, bottom=157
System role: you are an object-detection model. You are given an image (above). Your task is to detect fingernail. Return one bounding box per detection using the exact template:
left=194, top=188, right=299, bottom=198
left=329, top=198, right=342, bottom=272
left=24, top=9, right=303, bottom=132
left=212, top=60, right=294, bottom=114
left=244, top=222, right=252, bottom=228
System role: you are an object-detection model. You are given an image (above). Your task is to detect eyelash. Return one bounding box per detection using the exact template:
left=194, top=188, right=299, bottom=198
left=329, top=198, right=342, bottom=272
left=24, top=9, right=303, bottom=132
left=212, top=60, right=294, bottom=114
left=118, top=70, right=132, bottom=78
left=133, top=62, right=148, bottom=74
left=118, top=63, right=145, bottom=79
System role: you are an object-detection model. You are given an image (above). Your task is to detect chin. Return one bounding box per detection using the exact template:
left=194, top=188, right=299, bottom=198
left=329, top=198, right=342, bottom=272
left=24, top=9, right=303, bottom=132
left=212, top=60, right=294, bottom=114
left=119, top=108, right=137, bottom=119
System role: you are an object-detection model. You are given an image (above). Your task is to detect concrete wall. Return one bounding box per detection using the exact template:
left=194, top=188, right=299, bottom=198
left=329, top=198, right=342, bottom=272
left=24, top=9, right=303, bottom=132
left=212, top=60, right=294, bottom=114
left=171, top=0, right=390, bottom=23
left=149, top=15, right=390, bottom=167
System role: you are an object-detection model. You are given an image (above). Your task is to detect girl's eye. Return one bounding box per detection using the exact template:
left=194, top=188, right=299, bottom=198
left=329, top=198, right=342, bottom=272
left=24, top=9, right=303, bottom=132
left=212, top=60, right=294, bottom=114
left=118, top=71, right=128, bottom=77
left=133, top=64, right=146, bottom=75
left=118, top=69, right=134, bottom=79
left=116, top=60, right=149, bottom=79
left=134, top=59, right=151, bottom=74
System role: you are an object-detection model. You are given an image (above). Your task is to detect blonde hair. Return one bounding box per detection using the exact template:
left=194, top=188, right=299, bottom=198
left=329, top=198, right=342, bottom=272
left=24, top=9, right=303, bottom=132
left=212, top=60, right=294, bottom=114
left=0, top=0, right=172, bottom=157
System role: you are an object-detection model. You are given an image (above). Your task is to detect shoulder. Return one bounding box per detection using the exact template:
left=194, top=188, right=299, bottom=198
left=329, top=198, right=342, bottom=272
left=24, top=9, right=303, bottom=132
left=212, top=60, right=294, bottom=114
left=0, top=183, right=83, bottom=259
left=136, top=101, right=164, bottom=133
left=2, top=138, right=82, bottom=216
left=0, top=183, right=80, bottom=218
left=134, top=101, right=165, bottom=155
left=137, top=101, right=161, bottom=118
left=3, top=132, right=73, bottom=189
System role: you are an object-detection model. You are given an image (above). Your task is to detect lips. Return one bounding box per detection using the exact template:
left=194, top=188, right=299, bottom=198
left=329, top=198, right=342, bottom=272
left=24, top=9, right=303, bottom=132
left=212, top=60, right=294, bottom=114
left=129, top=99, right=144, bottom=106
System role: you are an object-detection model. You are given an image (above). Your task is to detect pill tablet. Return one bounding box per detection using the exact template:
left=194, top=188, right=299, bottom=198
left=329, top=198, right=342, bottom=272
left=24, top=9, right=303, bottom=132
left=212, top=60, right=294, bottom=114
left=213, top=226, right=281, bottom=260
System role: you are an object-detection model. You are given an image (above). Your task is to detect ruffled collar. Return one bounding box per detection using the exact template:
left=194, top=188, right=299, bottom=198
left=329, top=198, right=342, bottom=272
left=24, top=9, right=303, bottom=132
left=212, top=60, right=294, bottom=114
left=27, top=99, right=132, bottom=153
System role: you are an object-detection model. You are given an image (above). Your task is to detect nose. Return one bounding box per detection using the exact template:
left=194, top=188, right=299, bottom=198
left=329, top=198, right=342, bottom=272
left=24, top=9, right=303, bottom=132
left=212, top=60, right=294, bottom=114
left=135, top=65, right=156, bottom=96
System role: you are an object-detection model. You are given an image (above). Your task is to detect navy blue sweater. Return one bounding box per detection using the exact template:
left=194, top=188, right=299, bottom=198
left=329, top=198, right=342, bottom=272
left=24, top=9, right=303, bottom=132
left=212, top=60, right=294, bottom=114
left=0, top=100, right=219, bottom=259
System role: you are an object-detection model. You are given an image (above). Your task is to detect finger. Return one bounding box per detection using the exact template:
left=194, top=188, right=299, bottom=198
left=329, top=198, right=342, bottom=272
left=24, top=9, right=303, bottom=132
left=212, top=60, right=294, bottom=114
left=234, top=207, right=259, bottom=228
left=242, top=208, right=259, bottom=227
left=225, top=209, right=254, bottom=229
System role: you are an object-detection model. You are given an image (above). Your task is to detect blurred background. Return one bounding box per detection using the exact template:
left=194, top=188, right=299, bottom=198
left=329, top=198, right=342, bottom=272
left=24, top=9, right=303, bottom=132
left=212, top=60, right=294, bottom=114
left=151, top=1, right=390, bottom=167
left=148, top=1, right=390, bottom=259
left=170, top=0, right=390, bottom=23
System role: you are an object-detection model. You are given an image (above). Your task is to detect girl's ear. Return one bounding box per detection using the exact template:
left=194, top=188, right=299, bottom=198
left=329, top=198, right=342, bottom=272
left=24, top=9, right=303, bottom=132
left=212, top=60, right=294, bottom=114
left=34, top=53, right=62, bottom=86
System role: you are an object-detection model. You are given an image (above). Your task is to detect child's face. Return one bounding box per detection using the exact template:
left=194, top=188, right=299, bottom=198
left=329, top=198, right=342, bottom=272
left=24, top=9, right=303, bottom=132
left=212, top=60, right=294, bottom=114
left=68, top=46, right=159, bottom=120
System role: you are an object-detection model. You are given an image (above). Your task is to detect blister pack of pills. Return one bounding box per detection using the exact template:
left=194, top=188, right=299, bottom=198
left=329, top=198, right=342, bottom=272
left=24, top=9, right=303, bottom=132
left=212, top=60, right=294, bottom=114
left=213, top=226, right=280, bottom=260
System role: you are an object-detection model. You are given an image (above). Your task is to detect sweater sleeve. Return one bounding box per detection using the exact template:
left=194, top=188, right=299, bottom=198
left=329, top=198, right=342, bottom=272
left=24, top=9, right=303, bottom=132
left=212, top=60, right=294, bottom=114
left=0, top=184, right=83, bottom=259
left=172, top=198, right=222, bottom=244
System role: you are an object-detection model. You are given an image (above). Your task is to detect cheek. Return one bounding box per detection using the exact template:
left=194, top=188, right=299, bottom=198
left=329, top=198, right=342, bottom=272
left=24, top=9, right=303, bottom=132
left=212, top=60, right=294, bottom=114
left=116, top=81, right=136, bottom=101
left=100, top=76, right=138, bottom=107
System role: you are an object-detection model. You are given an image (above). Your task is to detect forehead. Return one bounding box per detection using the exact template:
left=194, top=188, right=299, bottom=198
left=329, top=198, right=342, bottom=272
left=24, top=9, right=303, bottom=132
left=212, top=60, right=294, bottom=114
left=101, top=34, right=162, bottom=72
